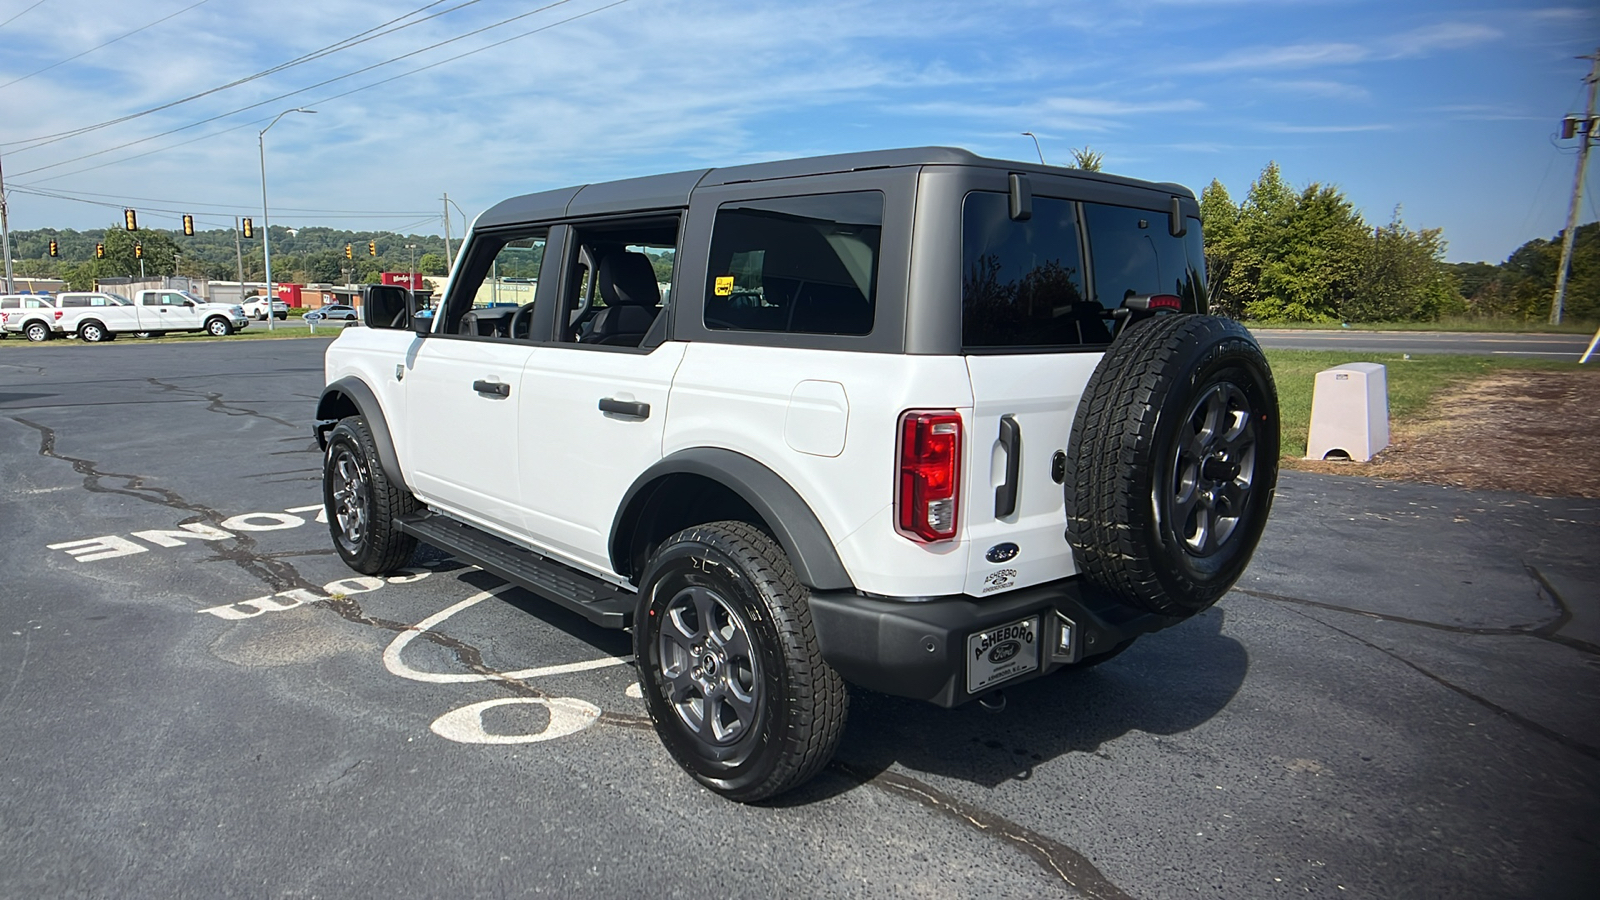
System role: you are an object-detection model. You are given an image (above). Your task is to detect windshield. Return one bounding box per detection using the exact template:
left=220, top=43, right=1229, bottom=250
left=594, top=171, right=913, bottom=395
left=104, top=293, right=131, bottom=305
left=178, top=291, right=207, bottom=305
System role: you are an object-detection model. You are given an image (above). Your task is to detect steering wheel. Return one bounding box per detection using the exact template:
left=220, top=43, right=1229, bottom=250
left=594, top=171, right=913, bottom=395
left=509, top=301, right=537, bottom=340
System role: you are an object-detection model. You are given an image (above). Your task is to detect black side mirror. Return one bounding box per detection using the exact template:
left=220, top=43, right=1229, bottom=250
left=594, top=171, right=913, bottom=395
left=363, top=285, right=410, bottom=330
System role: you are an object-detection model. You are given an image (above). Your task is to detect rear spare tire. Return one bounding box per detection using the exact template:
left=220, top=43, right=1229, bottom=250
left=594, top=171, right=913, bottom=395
left=1065, top=314, right=1278, bottom=618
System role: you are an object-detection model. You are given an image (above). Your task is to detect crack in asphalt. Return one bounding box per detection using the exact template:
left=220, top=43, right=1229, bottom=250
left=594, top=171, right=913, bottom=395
left=145, top=377, right=300, bottom=429
left=830, top=761, right=1135, bottom=900
left=1283, top=606, right=1600, bottom=763
left=1235, top=563, right=1598, bottom=657
left=12, top=415, right=321, bottom=597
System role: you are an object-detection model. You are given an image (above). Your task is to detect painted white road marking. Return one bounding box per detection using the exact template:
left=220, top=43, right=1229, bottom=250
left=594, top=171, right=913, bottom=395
left=130, top=523, right=234, bottom=547
left=284, top=503, right=329, bottom=524
left=430, top=697, right=600, bottom=745
left=47, top=535, right=148, bottom=562
left=625, top=682, right=643, bottom=699
left=220, top=512, right=305, bottom=531
left=382, top=586, right=633, bottom=685
left=198, top=571, right=431, bottom=620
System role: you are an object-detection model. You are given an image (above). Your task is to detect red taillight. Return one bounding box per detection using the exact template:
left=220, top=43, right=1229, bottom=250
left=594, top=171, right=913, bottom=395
left=53, top=310, right=63, bottom=320
left=896, top=410, right=962, bottom=543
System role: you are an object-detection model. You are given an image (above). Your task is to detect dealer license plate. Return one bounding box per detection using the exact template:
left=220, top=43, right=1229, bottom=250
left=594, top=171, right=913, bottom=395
left=966, top=616, right=1040, bottom=694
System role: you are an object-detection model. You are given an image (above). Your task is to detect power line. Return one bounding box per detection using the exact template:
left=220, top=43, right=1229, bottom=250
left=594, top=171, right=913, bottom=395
left=0, top=0, right=214, bottom=92
left=12, top=184, right=434, bottom=216
left=11, top=0, right=622, bottom=182
left=0, top=0, right=49, bottom=32
left=9, top=185, right=443, bottom=227
left=2, top=0, right=480, bottom=151
left=8, top=0, right=582, bottom=177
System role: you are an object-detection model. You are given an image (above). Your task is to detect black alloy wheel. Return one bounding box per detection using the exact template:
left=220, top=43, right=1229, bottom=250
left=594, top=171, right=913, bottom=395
left=636, top=521, right=847, bottom=802
left=322, top=416, right=417, bottom=574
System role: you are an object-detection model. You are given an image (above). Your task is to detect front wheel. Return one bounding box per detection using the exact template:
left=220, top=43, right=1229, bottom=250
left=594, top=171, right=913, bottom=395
left=206, top=317, right=232, bottom=337
left=636, top=521, right=847, bottom=803
left=323, top=417, right=417, bottom=574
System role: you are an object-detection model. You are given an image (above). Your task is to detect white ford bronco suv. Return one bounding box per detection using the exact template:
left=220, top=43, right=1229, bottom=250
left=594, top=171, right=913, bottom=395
left=316, top=147, right=1279, bottom=802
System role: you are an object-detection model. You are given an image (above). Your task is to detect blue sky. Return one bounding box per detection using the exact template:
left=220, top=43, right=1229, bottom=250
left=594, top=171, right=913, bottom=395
left=0, top=0, right=1594, bottom=263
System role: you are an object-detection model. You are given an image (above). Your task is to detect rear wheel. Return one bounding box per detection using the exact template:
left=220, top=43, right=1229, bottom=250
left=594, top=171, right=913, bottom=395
left=1065, top=314, right=1279, bottom=617
left=24, top=322, right=51, bottom=342
left=206, top=317, right=232, bottom=337
left=78, top=321, right=111, bottom=343
left=636, top=521, right=847, bottom=803
left=322, top=416, right=417, bottom=574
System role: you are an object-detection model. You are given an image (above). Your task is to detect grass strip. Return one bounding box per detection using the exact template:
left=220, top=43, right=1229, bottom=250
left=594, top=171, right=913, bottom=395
left=1264, top=349, right=1575, bottom=458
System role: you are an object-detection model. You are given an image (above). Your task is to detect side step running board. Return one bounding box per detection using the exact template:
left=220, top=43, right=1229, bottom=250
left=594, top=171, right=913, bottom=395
left=398, top=512, right=634, bottom=629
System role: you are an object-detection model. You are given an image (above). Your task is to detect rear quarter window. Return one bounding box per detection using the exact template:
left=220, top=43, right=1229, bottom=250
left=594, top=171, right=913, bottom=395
left=704, top=191, right=882, bottom=336
left=1082, top=202, right=1206, bottom=312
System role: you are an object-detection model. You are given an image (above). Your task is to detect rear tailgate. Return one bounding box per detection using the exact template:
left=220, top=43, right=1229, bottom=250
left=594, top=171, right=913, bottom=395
left=961, top=352, right=1103, bottom=596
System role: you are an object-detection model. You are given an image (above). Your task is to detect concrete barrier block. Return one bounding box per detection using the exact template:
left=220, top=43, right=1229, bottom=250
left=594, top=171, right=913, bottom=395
left=1306, top=362, right=1390, bottom=462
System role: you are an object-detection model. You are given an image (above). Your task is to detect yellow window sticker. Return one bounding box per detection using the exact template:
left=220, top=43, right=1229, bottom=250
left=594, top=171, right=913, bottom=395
left=714, top=276, right=734, bottom=297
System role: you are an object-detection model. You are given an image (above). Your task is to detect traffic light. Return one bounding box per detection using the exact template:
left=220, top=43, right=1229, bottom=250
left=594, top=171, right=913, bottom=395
left=242, top=218, right=253, bottom=238
left=134, top=243, right=143, bottom=259
left=124, top=208, right=138, bottom=231
left=48, top=240, right=58, bottom=257
left=345, top=243, right=353, bottom=259
left=95, top=243, right=105, bottom=259
left=183, top=214, right=194, bottom=236
left=368, top=240, right=376, bottom=257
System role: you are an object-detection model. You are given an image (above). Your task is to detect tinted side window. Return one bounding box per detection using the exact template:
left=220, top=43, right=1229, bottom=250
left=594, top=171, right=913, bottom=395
left=0, top=298, right=15, bottom=309
left=962, top=192, right=1097, bottom=349
left=705, top=191, right=882, bottom=336
left=1083, top=202, right=1205, bottom=312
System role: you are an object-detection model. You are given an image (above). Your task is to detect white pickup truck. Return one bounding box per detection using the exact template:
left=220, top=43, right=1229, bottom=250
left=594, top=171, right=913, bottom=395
left=53, top=290, right=249, bottom=341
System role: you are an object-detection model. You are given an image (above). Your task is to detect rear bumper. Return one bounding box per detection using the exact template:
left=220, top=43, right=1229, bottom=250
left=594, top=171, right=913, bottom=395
left=808, top=578, right=1180, bottom=708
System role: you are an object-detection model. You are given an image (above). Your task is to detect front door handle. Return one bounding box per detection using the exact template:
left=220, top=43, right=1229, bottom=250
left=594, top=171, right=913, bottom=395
left=472, top=379, right=511, bottom=398
left=599, top=397, right=650, bottom=419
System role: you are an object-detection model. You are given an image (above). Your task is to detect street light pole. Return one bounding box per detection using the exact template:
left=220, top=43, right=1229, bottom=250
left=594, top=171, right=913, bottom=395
left=407, top=242, right=417, bottom=289
left=1022, top=132, right=1046, bottom=165
left=260, top=108, right=316, bottom=331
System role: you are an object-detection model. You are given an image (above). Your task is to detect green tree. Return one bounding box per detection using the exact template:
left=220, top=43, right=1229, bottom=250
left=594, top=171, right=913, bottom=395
left=1068, top=146, right=1104, bottom=172
left=1199, top=179, right=1241, bottom=317
left=102, top=226, right=179, bottom=278
left=419, top=252, right=448, bottom=275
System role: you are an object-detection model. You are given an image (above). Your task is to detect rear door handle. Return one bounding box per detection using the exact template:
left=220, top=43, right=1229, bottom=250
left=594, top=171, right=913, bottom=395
left=472, top=379, right=511, bottom=398
left=599, top=397, right=650, bottom=419
left=994, top=414, right=1021, bottom=518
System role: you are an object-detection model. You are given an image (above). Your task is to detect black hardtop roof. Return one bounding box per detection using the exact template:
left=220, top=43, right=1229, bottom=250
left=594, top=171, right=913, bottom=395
left=475, top=146, right=1194, bottom=229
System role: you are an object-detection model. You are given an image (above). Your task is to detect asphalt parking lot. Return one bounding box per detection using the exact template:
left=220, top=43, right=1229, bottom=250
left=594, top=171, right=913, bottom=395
left=1, top=338, right=1596, bottom=899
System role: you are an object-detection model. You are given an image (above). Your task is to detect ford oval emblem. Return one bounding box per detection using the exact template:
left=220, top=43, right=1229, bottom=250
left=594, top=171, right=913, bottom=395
left=988, top=640, right=1022, bottom=664
left=986, top=543, right=1020, bottom=564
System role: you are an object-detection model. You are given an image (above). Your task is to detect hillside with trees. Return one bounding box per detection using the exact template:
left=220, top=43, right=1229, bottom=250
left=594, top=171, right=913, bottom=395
left=5, top=225, right=452, bottom=291
left=1444, top=221, right=1599, bottom=323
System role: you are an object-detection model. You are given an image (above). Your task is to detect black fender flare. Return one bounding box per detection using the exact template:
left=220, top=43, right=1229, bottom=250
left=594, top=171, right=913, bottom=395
left=611, top=448, right=854, bottom=591
left=315, top=376, right=403, bottom=483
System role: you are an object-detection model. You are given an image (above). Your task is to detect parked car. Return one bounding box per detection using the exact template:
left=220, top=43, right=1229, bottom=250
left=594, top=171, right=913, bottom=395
left=53, top=290, right=248, bottom=340
left=315, top=146, right=1280, bottom=802
left=1, top=294, right=60, bottom=341
left=304, top=304, right=358, bottom=322
left=242, top=296, right=289, bottom=320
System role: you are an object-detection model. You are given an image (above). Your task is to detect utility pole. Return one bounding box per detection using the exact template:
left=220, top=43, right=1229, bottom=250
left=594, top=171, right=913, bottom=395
left=234, top=216, right=245, bottom=295
left=442, top=193, right=454, bottom=272
left=1552, top=48, right=1600, bottom=325
left=0, top=150, right=14, bottom=294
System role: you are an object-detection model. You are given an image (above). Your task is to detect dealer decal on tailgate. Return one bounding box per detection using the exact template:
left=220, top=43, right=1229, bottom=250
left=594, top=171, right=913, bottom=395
left=966, top=616, right=1039, bottom=693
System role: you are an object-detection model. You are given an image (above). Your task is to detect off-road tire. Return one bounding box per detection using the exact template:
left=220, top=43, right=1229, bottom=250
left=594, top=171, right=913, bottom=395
left=636, top=521, right=847, bottom=803
left=323, top=416, right=417, bottom=574
left=206, top=317, right=232, bottom=337
left=24, top=322, right=51, bottom=342
left=1065, top=314, right=1279, bottom=617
